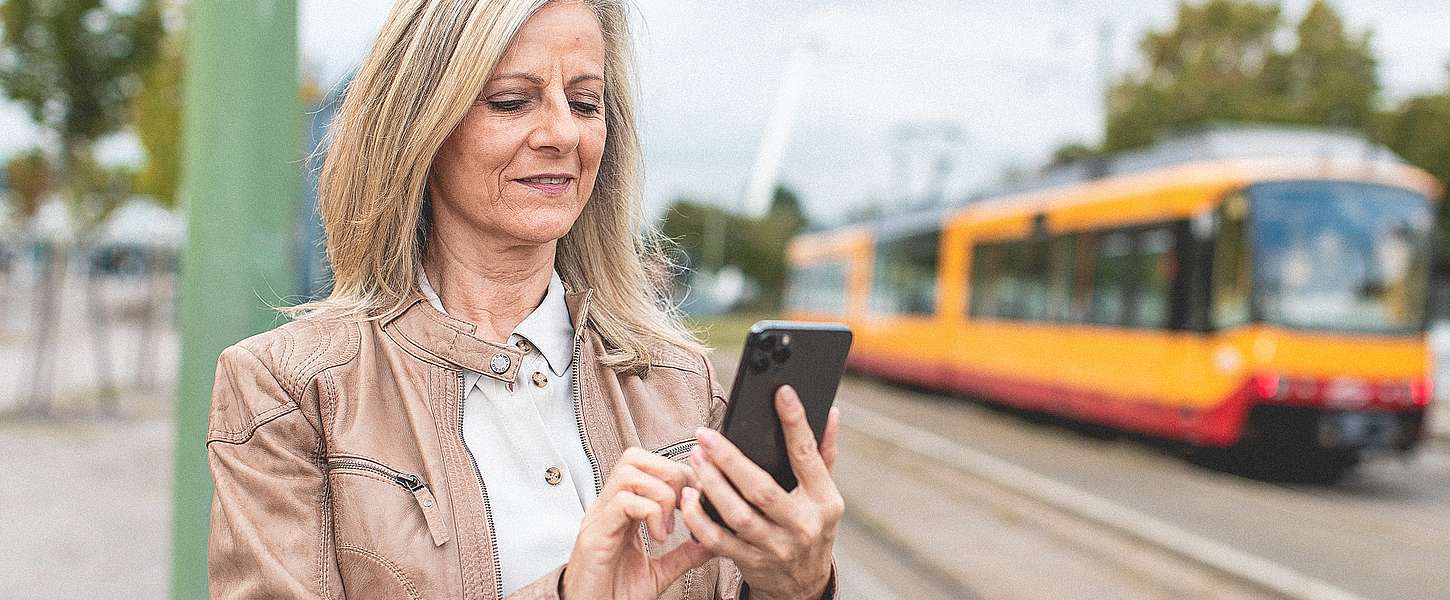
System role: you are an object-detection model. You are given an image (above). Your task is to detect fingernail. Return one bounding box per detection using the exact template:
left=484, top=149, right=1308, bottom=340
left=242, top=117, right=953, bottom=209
left=778, top=386, right=800, bottom=406
left=682, top=486, right=698, bottom=503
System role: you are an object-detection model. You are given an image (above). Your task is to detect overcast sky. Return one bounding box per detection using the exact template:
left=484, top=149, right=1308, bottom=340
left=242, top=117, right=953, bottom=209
left=5, top=0, right=1450, bottom=222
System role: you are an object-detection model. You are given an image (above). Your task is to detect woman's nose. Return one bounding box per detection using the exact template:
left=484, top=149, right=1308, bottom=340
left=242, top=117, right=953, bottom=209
left=528, top=91, right=582, bottom=155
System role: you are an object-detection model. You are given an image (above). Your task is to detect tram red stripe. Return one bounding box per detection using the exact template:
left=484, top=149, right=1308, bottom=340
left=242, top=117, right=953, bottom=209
left=847, top=352, right=1253, bottom=447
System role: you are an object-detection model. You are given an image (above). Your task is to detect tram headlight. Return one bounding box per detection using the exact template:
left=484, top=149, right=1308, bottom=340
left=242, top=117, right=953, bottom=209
left=1410, top=377, right=1432, bottom=407
left=1252, top=372, right=1282, bottom=401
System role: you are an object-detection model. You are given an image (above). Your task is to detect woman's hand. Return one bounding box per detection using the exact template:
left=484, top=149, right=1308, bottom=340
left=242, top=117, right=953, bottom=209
left=681, top=386, right=843, bottom=600
left=561, top=447, right=712, bottom=600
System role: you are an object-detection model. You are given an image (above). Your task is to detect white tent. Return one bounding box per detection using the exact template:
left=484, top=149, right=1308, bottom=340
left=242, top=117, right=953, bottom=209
left=95, top=196, right=185, bottom=250
left=29, top=196, right=73, bottom=245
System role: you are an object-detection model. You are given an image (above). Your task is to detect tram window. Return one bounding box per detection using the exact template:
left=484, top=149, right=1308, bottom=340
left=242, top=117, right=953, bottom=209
left=1089, top=231, right=1133, bottom=325
left=968, top=244, right=1005, bottom=317
left=1045, top=235, right=1078, bottom=322
left=1020, top=240, right=1050, bottom=320
left=1212, top=194, right=1252, bottom=328
left=998, top=241, right=1028, bottom=318
left=969, top=241, right=1025, bottom=319
left=1130, top=227, right=1178, bottom=328
left=871, top=231, right=940, bottom=315
left=1068, top=235, right=1097, bottom=323
left=968, top=238, right=1050, bottom=321
left=786, top=260, right=848, bottom=315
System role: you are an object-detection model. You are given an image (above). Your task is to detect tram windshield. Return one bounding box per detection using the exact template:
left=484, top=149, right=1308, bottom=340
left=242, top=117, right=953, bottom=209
left=1246, top=181, right=1434, bottom=334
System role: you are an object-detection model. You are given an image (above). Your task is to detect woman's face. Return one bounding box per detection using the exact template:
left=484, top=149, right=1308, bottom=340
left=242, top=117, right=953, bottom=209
left=428, top=1, right=606, bottom=248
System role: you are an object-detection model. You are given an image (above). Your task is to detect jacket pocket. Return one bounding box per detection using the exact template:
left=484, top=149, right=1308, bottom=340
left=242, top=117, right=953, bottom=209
left=325, top=455, right=451, bottom=547
left=651, top=437, right=698, bottom=461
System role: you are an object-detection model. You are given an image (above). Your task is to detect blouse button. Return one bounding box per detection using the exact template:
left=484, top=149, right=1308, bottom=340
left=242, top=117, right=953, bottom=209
left=489, top=352, right=511, bottom=375
left=531, top=372, right=548, bottom=388
left=515, top=339, right=533, bottom=353
left=544, top=466, right=562, bottom=486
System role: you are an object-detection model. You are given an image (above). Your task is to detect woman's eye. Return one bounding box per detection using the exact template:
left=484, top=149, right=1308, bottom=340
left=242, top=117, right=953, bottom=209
left=570, top=101, right=601, bottom=116
left=487, top=99, right=527, bottom=112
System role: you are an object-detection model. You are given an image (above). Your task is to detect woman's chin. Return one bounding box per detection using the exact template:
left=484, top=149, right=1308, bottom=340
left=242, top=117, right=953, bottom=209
left=501, top=218, right=579, bottom=246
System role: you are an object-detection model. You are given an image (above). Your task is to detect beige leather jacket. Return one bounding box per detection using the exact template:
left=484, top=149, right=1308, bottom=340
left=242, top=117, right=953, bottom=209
left=206, top=289, right=793, bottom=599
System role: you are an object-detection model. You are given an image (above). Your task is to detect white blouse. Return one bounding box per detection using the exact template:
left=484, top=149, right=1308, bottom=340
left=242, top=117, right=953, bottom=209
left=418, top=269, right=596, bottom=595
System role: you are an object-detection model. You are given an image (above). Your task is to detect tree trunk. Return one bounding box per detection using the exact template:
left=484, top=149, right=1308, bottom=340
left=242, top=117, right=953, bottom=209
left=23, top=242, right=62, bottom=416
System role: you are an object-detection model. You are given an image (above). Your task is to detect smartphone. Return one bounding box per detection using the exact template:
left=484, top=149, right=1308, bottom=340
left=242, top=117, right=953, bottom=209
left=703, top=320, right=852, bottom=528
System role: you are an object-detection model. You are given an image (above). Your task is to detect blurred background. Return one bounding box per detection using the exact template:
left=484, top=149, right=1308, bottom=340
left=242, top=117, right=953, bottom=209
left=3, top=0, right=1450, bottom=598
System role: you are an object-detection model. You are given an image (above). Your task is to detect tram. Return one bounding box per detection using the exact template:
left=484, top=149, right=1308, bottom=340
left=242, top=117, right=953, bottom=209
left=785, top=128, right=1440, bottom=478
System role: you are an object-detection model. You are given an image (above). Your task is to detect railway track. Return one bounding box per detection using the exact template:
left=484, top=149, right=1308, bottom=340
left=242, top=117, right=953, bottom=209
left=834, top=374, right=1450, bottom=599
left=712, top=352, right=1450, bottom=599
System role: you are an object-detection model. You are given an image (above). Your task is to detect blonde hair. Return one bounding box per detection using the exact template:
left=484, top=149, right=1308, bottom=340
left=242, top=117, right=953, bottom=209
left=289, top=0, right=703, bottom=371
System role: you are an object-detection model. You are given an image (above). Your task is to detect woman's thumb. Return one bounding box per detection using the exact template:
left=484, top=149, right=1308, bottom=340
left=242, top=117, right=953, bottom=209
left=651, top=539, right=713, bottom=588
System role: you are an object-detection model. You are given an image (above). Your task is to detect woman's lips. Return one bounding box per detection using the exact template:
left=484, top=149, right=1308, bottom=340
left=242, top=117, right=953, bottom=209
left=515, top=176, right=574, bottom=196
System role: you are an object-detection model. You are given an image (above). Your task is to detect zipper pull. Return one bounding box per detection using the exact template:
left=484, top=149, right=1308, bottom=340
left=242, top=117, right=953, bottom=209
left=408, top=483, right=452, bottom=547
left=394, top=472, right=423, bottom=491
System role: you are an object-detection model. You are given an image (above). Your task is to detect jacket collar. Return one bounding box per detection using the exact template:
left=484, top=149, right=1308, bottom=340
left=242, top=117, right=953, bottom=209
left=381, top=284, right=591, bottom=384
left=418, top=270, right=576, bottom=378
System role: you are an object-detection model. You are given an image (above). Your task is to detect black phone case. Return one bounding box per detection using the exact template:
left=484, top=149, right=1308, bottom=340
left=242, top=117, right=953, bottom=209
left=703, top=320, right=852, bottom=527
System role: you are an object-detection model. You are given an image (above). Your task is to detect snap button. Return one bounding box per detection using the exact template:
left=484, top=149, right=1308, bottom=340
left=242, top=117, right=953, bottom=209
left=544, top=466, right=562, bottom=485
left=489, top=352, right=511, bottom=375
left=421, top=497, right=434, bottom=508
left=531, top=372, right=548, bottom=388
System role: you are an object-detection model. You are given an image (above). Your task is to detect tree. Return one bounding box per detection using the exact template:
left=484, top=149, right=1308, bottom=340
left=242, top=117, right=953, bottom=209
left=1378, top=66, right=1450, bottom=263
left=0, top=0, right=164, bottom=217
left=131, top=5, right=183, bottom=208
left=1098, top=0, right=1377, bottom=152
left=1046, top=143, right=1103, bottom=170
left=5, top=149, right=50, bottom=219
left=659, top=184, right=811, bottom=311
left=1105, top=0, right=1283, bottom=151
left=1273, top=0, right=1378, bottom=129
left=1, top=0, right=164, bottom=416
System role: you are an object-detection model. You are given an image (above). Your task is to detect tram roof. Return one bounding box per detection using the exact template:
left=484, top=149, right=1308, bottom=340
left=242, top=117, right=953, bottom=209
left=845, top=125, right=1413, bottom=241
left=1023, top=125, right=1402, bottom=193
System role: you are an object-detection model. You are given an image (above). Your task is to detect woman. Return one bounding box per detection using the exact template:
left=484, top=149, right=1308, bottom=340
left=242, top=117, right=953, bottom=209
left=205, top=1, right=843, bottom=598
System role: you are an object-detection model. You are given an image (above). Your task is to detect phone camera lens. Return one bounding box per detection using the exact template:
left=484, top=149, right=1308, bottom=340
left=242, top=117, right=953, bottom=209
left=771, top=345, right=792, bottom=363
left=769, top=335, right=792, bottom=364
left=748, top=349, right=771, bottom=373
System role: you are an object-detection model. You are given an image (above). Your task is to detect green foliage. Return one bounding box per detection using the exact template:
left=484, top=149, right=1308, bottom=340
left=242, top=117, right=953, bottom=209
left=1101, top=0, right=1377, bottom=152
left=1378, top=66, right=1450, bottom=260
left=132, top=13, right=182, bottom=208
left=659, top=185, right=809, bottom=310
left=1046, top=142, right=1104, bottom=169
left=1277, top=0, right=1378, bottom=127
left=5, top=149, right=49, bottom=218
left=0, top=0, right=164, bottom=223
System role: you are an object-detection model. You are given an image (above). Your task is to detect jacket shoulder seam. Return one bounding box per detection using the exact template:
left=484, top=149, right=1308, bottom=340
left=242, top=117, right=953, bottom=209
left=279, top=320, right=362, bottom=401
left=209, top=322, right=359, bottom=445
left=240, top=319, right=362, bottom=402
left=648, top=361, right=704, bottom=376
left=206, top=401, right=299, bottom=445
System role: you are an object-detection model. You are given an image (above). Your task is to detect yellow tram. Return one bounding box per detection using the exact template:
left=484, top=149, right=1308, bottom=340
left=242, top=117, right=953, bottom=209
left=785, top=130, right=1440, bottom=475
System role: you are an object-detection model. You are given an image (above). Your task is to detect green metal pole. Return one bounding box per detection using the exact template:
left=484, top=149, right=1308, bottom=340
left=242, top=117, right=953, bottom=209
left=170, top=1, right=300, bottom=598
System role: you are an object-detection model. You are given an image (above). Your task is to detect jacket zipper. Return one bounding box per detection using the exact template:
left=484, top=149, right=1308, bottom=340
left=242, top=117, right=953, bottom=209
left=325, top=456, right=451, bottom=547
left=571, top=293, right=603, bottom=497
left=456, top=370, right=505, bottom=599
left=572, top=294, right=633, bottom=552
left=652, top=438, right=698, bottom=461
